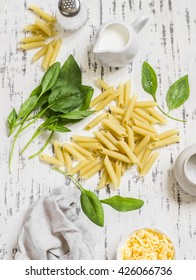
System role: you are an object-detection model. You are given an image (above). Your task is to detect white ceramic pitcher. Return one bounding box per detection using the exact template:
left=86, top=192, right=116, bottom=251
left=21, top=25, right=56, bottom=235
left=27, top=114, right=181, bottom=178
left=93, top=15, right=149, bottom=67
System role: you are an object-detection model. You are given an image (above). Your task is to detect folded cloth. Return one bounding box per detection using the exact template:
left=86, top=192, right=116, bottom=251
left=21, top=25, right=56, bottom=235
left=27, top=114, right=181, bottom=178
left=14, top=186, right=95, bottom=260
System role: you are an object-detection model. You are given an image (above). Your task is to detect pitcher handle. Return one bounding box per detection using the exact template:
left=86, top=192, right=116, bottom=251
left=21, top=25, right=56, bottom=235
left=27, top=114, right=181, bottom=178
left=132, top=15, right=149, bottom=33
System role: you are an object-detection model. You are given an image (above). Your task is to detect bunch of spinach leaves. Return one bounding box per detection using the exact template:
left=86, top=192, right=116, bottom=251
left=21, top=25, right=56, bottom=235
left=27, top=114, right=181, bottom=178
left=8, top=55, right=94, bottom=171
left=142, top=61, right=190, bottom=122
left=54, top=168, right=144, bottom=227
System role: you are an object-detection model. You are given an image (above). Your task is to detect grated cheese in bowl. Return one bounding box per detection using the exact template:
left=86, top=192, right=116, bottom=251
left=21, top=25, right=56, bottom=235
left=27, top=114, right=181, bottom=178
left=117, top=228, right=175, bottom=260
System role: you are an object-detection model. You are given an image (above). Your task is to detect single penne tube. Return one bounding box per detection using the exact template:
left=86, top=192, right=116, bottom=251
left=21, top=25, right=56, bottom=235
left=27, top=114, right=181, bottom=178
left=101, top=130, right=119, bottom=147
left=134, top=134, right=150, bottom=156
left=42, top=44, right=53, bottom=70
left=126, top=125, right=135, bottom=151
left=84, top=113, right=107, bottom=130
left=114, top=160, right=122, bottom=187
left=134, top=101, right=158, bottom=108
left=149, top=136, right=180, bottom=150
left=72, top=142, right=94, bottom=159
left=94, top=131, right=118, bottom=151
left=133, top=118, right=157, bottom=133
left=140, top=148, right=152, bottom=169
left=100, top=148, right=131, bottom=163
left=77, top=142, right=103, bottom=150
left=29, top=4, right=56, bottom=22
left=39, top=154, right=64, bottom=167
left=104, top=156, right=119, bottom=188
left=137, top=147, right=147, bottom=162
left=32, top=39, right=56, bottom=63
left=158, top=129, right=179, bottom=140
left=52, top=140, right=64, bottom=163
left=117, top=141, right=139, bottom=164
left=101, top=119, right=127, bottom=137
left=107, top=113, right=121, bottom=125
left=110, top=105, right=125, bottom=116
left=97, top=168, right=108, bottom=190
left=81, top=162, right=104, bottom=179
left=72, top=135, right=98, bottom=143
left=20, top=34, right=47, bottom=43
left=146, top=107, right=167, bottom=123
left=19, top=41, right=46, bottom=50
left=121, top=162, right=127, bottom=175
left=132, top=126, right=158, bottom=141
left=134, top=108, right=159, bottom=124
left=62, top=143, right=85, bottom=160
left=90, top=86, right=114, bottom=108
left=80, top=157, right=101, bottom=176
left=67, top=159, right=90, bottom=175
left=123, top=95, right=137, bottom=125
left=62, top=150, right=72, bottom=171
left=96, top=78, right=110, bottom=90
left=117, top=82, right=124, bottom=108
left=115, top=115, right=123, bottom=121
left=140, top=152, right=159, bottom=176
left=35, top=17, right=52, bottom=37
left=95, top=90, right=119, bottom=111
left=24, top=24, right=40, bottom=32
left=49, top=39, right=62, bottom=66
left=124, top=79, right=131, bottom=107
left=132, top=112, right=150, bottom=124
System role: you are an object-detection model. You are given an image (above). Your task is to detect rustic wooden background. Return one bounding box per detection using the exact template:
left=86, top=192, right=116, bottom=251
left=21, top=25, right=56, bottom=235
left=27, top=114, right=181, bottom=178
left=0, top=0, right=196, bottom=260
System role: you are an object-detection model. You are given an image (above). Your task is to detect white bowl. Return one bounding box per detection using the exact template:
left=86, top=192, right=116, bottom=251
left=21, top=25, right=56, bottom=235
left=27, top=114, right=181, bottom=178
left=116, top=227, right=176, bottom=260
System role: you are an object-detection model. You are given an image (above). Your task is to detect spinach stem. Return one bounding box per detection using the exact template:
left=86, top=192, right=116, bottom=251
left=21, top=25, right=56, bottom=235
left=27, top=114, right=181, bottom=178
left=20, top=129, right=42, bottom=155
left=29, top=131, right=54, bottom=159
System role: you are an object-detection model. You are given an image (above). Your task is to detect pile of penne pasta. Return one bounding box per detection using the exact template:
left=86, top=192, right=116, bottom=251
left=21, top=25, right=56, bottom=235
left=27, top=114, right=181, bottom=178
left=19, top=4, right=62, bottom=70
left=40, top=79, right=180, bottom=190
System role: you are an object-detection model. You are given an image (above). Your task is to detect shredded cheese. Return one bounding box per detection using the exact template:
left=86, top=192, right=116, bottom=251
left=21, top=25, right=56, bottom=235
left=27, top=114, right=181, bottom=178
left=120, top=228, right=175, bottom=260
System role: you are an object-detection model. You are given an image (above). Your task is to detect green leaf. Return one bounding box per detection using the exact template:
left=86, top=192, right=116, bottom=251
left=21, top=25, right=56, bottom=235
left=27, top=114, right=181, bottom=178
left=48, top=85, right=84, bottom=113
left=18, top=96, right=38, bottom=119
left=79, top=85, right=94, bottom=110
left=101, top=195, right=144, bottom=212
left=41, top=62, right=60, bottom=95
left=30, top=85, right=42, bottom=97
left=166, top=75, right=190, bottom=111
left=142, top=61, right=158, bottom=99
left=80, top=190, right=104, bottom=227
left=8, top=108, right=17, bottom=133
left=47, top=124, right=71, bottom=133
left=54, top=55, right=81, bottom=89
left=60, top=110, right=94, bottom=120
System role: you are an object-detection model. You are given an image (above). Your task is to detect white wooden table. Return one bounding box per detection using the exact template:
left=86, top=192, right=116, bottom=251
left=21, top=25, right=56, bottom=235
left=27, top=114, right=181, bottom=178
left=0, top=0, right=196, bottom=260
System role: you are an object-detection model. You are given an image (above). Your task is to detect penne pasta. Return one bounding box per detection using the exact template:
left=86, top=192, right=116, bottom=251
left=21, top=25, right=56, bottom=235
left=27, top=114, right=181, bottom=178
left=84, top=113, right=107, bottom=130
left=19, top=41, right=46, bottom=50
left=107, top=113, right=121, bottom=125
left=115, top=115, right=123, bottom=121
left=124, top=79, right=131, bottom=107
left=126, top=125, right=135, bottom=151
left=95, top=89, right=119, bottom=111
left=62, top=143, right=85, bottom=160
left=146, top=108, right=166, bottom=123
left=137, top=147, right=147, bottom=162
left=158, top=129, right=179, bottom=140
left=71, top=142, right=94, bottom=159
left=101, top=130, right=118, bottom=147
left=97, top=168, right=108, bottom=190
left=114, top=160, right=122, bottom=187
left=134, top=134, right=150, bottom=156
left=81, top=161, right=104, bottom=179
left=123, top=95, right=137, bottom=125
left=77, top=142, right=103, bottom=150
left=110, top=105, right=125, bottom=116
left=29, top=4, right=57, bottom=22
left=72, top=135, right=98, bottom=143
left=132, top=112, right=150, bottom=124
left=100, top=148, right=131, bottom=163
left=149, top=136, right=180, bottom=150
left=32, top=39, right=56, bottom=63
left=101, top=119, right=127, bottom=137
left=104, top=156, right=119, bottom=188
left=20, top=34, right=47, bottom=43
left=42, top=44, right=53, bottom=70
left=35, top=17, right=52, bottom=37
left=90, top=86, right=114, bottom=108
left=80, top=157, right=101, bottom=176
left=96, top=78, right=110, bottom=90
left=24, top=24, right=40, bottom=32
left=134, top=101, right=158, bottom=108
left=118, top=141, right=139, bottom=164
left=52, top=140, right=64, bottom=163
left=62, top=150, right=72, bottom=171
left=39, top=154, right=64, bottom=167
left=117, top=82, right=124, bottom=108
left=140, top=148, right=151, bottom=169
left=140, top=152, right=159, bottom=176
left=132, top=126, right=158, bottom=141
left=121, top=162, right=127, bottom=175
left=67, top=159, right=90, bottom=175
left=133, top=118, right=157, bottom=133
left=94, top=131, right=118, bottom=151
left=134, top=108, right=159, bottom=124
left=49, top=39, right=62, bottom=67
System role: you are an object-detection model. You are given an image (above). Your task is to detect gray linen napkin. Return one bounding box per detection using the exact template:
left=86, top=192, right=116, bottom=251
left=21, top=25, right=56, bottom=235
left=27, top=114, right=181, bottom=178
left=14, top=186, right=95, bottom=260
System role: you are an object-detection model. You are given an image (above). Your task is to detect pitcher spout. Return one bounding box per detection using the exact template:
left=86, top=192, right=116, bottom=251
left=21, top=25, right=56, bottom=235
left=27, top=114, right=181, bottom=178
left=131, top=15, right=149, bottom=33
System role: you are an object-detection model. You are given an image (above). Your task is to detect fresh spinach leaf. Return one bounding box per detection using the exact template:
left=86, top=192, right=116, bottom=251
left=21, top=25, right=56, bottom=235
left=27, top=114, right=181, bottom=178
left=142, top=61, right=158, bottom=99
left=17, top=96, right=38, bottom=119
left=54, top=55, right=81, bottom=89
left=47, top=124, right=71, bottom=133
left=79, top=85, right=94, bottom=110
left=80, top=190, right=104, bottom=227
left=166, top=75, right=190, bottom=111
left=60, top=110, right=94, bottom=120
left=30, top=85, right=42, bottom=97
left=41, top=62, right=60, bottom=95
left=8, top=108, right=17, bottom=133
left=101, top=195, right=144, bottom=212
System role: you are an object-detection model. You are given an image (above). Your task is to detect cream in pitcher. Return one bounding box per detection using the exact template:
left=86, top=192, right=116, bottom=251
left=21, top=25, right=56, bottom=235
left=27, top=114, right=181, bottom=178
left=93, top=15, right=149, bottom=67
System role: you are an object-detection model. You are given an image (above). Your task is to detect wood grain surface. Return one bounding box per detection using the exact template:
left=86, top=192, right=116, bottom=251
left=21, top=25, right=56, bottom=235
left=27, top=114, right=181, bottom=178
left=0, top=0, right=196, bottom=260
